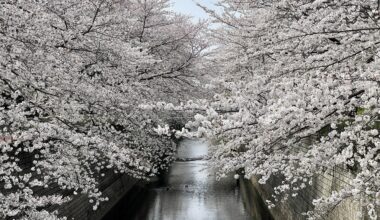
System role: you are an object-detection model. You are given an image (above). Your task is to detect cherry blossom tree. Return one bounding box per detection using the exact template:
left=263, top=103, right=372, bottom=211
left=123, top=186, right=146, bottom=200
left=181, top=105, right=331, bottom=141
left=0, top=0, right=207, bottom=218
left=187, top=0, right=380, bottom=219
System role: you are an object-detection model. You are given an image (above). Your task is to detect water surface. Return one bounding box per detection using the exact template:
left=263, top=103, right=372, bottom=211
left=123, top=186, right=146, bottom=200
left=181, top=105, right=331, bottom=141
left=105, top=139, right=252, bottom=220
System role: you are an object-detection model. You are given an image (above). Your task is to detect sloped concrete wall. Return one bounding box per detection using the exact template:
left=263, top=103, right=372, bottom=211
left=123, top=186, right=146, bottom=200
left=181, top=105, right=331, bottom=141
left=239, top=177, right=274, bottom=220
left=57, top=173, right=137, bottom=220
left=7, top=149, right=137, bottom=220
left=58, top=174, right=137, bottom=220
left=248, top=167, right=365, bottom=220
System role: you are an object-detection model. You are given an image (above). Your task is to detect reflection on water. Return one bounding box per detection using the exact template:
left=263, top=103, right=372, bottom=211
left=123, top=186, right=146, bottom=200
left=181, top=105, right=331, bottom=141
left=104, top=139, right=252, bottom=220
left=177, top=139, right=208, bottom=159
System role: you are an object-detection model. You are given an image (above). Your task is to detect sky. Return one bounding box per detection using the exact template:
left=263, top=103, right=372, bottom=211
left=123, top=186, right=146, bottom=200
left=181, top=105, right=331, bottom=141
left=170, top=0, right=218, bottom=20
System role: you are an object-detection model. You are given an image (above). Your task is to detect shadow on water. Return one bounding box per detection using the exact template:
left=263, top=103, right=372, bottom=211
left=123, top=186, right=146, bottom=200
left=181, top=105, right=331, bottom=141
left=103, top=139, right=267, bottom=220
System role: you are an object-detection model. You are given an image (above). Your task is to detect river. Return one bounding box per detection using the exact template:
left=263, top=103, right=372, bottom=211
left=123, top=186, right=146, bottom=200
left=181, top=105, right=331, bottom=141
left=103, top=139, right=253, bottom=220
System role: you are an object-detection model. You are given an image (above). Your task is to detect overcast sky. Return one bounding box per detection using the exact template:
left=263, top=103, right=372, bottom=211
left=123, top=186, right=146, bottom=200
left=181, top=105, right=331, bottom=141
left=170, top=0, right=217, bottom=20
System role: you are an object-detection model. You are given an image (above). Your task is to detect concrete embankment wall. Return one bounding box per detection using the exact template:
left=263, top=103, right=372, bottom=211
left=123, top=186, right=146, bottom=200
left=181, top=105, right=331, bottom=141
left=53, top=173, right=137, bottom=220
left=239, top=177, right=274, bottom=220
left=13, top=149, right=137, bottom=220
left=242, top=167, right=365, bottom=220
left=57, top=173, right=137, bottom=220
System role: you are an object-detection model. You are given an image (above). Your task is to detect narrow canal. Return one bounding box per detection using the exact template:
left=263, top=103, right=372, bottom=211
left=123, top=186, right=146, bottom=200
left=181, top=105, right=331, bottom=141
left=103, top=139, right=253, bottom=220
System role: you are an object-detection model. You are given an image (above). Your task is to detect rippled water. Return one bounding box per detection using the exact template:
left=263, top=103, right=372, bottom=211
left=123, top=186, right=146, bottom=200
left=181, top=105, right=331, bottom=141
left=105, top=139, right=253, bottom=220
